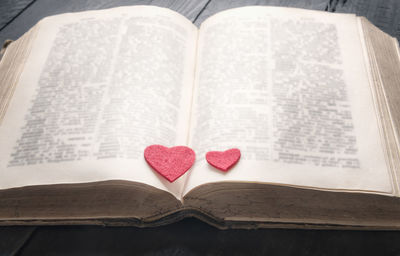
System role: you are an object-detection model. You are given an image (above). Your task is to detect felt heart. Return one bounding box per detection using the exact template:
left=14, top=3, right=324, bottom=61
left=206, top=148, right=241, bottom=172
left=144, top=145, right=195, bottom=182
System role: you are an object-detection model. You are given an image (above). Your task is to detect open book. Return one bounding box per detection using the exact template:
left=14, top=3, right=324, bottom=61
left=1, top=5, right=400, bottom=229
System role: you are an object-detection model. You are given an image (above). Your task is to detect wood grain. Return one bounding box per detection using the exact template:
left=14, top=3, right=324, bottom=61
left=1, top=0, right=399, bottom=43
left=15, top=221, right=400, bottom=256
left=334, top=0, right=400, bottom=42
left=192, top=0, right=331, bottom=25
left=0, top=0, right=35, bottom=31
left=0, top=0, right=209, bottom=44
left=0, top=226, right=35, bottom=255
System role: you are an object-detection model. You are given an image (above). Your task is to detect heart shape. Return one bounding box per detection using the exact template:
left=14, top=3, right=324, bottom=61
left=206, top=148, right=241, bottom=172
left=144, top=145, right=195, bottom=182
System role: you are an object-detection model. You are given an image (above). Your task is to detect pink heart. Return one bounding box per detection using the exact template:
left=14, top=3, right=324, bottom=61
left=206, top=148, right=241, bottom=172
left=144, top=145, right=195, bottom=182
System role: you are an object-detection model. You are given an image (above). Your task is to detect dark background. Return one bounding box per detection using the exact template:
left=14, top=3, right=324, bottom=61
left=1, top=0, right=400, bottom=255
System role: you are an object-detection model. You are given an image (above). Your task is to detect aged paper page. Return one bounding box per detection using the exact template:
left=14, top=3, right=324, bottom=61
left=184, top=7, right=392, bottom=195
left=0, top=6, right=197, bottom=198
left=358, top=17, right=400, bottom=196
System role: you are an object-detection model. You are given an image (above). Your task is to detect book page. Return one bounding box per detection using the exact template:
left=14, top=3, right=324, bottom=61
left=184, top=7, right=393, bottom=195
left=0, top=6, right=197, bottom=199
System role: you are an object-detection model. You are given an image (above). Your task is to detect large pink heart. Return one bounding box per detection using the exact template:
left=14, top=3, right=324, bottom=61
left=144, top=145, right=195, bottom=182
left=206, top=148, right=241, bottom=172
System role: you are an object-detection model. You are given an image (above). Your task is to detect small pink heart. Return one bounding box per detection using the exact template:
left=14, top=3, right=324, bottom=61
left=144, top=145, right=195, bottom=182
left=206, top=148, right=241, bottom=172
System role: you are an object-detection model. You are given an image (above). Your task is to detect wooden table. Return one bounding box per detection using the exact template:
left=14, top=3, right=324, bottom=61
left=1, top=0, right=400, bottom=255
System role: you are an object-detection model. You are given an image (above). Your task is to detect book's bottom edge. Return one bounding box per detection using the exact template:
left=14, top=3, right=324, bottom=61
left=0, top=210, right=399, bottom=231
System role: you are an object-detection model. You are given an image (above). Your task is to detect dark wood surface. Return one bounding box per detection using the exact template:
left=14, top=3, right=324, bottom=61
left=1, top=0, right=400, bottom=255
